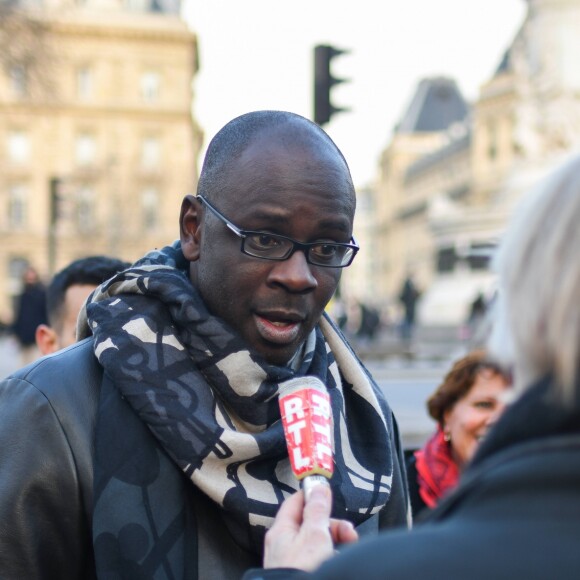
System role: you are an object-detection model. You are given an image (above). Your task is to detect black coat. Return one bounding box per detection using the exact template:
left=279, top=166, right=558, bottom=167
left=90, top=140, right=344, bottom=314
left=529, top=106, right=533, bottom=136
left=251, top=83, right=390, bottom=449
left=0, top=338, right=409, bottom=579
left=245, top=375, right=580, bottom=579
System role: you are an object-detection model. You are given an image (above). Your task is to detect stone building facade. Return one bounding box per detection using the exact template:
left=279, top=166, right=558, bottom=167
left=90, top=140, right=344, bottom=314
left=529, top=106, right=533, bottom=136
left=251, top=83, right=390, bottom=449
left=0, top=0, right=200, bottom=321
left=372, top=77, right=470, bottom=316
left=372, top=0, right=580, bottom=325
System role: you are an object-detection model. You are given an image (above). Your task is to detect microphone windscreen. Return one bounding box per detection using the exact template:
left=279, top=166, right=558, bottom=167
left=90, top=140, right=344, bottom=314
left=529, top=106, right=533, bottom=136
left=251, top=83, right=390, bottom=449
left=278, top=376, right=334, bottom=480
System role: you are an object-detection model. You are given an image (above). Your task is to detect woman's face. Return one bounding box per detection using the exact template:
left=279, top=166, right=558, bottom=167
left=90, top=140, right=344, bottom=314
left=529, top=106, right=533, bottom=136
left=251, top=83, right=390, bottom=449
left=443, top=370, right=510, bottom=468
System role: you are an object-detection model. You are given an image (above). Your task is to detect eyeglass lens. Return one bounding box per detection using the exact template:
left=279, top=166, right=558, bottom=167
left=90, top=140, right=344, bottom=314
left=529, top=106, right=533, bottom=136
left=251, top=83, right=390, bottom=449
left=243, top=233, right=353, bottom=266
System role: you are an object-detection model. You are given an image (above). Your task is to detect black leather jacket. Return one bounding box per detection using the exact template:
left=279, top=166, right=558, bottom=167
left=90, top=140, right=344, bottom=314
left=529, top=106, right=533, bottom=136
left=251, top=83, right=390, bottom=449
left=0, top=339, right=100, bottom=578
left=0, top=338, right=410, bottom=579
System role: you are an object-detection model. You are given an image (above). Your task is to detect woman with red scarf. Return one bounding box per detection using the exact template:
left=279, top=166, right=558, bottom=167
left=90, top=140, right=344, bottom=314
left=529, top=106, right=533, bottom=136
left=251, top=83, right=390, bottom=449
left=406, top=351, right=511, bottom=517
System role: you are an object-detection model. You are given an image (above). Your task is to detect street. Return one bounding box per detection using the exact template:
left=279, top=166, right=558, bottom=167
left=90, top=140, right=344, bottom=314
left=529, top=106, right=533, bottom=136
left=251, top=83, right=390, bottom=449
left=0, top=335, right=21, bottom=379
left=366, top=359, right=444, bottom=450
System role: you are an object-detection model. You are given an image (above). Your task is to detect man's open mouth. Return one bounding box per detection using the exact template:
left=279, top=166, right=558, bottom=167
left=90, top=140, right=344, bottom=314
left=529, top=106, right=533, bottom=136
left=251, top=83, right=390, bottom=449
left=254, top=312, right=304, bottom=345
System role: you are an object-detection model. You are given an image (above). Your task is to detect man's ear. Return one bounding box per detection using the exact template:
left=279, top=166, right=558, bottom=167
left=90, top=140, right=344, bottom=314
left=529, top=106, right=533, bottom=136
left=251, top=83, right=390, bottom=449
left=180, top=194, right=202, bottom=261
left=35, top=324, right=59, bottom=355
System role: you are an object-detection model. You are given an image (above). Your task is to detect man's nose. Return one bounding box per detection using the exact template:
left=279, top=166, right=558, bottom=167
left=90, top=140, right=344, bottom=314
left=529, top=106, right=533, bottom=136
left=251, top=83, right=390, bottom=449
left=266, top=250, right=318, bottom=292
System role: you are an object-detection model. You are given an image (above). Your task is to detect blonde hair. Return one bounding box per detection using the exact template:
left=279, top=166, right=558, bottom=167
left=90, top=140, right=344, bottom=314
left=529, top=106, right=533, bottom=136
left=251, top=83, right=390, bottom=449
left=488, top=154, right=580, bottom=400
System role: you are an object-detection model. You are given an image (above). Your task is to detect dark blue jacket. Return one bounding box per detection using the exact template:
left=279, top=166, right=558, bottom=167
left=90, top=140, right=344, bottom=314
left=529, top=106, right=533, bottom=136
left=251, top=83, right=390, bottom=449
left=245, top=375, right=580, bottom=579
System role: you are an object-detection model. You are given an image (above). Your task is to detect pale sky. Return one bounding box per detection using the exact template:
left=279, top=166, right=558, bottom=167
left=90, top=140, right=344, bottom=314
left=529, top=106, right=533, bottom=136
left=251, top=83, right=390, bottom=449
left=182, top=0, right=527, bottom=188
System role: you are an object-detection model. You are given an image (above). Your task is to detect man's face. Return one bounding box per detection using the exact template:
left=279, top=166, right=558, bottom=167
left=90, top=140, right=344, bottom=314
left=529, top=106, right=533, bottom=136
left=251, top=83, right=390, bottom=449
left=183, top=127, right=355, bottom=366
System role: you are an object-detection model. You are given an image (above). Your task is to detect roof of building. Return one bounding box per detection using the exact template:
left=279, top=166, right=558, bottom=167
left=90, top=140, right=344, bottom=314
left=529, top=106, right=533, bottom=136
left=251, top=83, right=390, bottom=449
left=396, top=77, right=469, bottom=134
left=495, top=49, right=512, bottom=75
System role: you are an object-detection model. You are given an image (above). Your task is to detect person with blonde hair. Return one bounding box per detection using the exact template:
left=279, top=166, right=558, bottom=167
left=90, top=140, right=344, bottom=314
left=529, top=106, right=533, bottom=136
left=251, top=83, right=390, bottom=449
left=244, top=153, right=580, bottom=579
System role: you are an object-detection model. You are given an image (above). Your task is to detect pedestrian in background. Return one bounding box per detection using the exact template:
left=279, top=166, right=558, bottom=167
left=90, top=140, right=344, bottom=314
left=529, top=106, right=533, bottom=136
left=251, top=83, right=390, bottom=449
left=398, top=274, right=420, bottom=343
left=406, top=350, right=511, bottom=518
left=459, top=291, right=488, bottom=345
left=11, top=265, right=47, bottom=365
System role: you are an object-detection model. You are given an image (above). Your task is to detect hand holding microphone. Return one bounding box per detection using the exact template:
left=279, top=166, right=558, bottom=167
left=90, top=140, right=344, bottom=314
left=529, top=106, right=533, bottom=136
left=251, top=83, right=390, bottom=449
left=266, top=376, right=357, bottom=571
left=263, top=484, right=358, bottom=571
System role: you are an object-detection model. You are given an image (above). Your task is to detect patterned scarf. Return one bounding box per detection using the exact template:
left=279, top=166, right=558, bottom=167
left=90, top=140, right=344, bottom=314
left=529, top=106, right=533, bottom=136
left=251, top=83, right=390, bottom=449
left=78, top=242, right=394, bottom=564
left=414, top=426, right=460, bottom=508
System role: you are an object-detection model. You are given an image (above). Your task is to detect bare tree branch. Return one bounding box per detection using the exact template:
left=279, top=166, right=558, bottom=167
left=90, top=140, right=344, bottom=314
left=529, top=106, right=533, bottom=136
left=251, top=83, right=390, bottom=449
left=0, top=2, right=58, bottom=100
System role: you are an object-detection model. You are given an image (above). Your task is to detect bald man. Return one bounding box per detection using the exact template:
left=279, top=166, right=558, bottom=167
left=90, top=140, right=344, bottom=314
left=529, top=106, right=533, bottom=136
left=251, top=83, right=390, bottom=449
left=0, top=111, right=409, bottom=579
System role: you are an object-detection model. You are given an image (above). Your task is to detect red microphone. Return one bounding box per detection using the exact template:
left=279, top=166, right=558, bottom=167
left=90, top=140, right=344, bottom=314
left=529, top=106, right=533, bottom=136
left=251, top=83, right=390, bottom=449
left=278, top=376, right=334, bottom=498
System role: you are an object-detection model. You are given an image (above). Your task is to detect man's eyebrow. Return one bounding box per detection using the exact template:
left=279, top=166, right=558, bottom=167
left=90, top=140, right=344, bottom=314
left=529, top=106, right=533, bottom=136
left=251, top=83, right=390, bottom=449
left=246, top=212, right=351, bottom=234
left=318, top=218, right=351, bottom=234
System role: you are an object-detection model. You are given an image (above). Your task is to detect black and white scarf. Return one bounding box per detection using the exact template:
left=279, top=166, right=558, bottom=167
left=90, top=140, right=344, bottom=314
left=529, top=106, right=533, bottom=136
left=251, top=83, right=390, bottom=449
left=79, top=242, right=394, bottom=570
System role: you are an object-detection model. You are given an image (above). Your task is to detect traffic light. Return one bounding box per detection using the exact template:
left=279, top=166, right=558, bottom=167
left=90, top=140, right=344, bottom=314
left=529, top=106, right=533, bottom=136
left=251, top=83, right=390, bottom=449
left=313, top=44, right=350, bottom=126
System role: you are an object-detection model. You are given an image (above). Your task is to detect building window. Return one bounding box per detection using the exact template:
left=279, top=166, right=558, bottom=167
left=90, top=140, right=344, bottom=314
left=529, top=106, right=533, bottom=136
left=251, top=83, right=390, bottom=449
left=75, top=133, right=96, bottom=166
left=467, top=243, right=496, bottom=271
left=8, top=65, right=27, bottom=98
left=140, top=71, right=160, bottom=103
left=76, top=66, right=93, bottom=100
left=7, top=131, right=30, bottom=164
left=124, top=0, right=149, bottom=11
left=77, top=186, right=95, bottom=232
left=8, top=184, right=28, bottom=229
left=141, top=187, right=158, bottom=229
left=8, top=256, right=30, bottom=296
left=141, top=137, right=160, bottom=168
left=436, top=246, right=457, bottom=273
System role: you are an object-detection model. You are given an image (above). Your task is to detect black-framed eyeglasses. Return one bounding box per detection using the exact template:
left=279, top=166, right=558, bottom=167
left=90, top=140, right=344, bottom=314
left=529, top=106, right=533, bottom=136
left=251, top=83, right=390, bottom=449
left=197, top=195, right=359, bottom=268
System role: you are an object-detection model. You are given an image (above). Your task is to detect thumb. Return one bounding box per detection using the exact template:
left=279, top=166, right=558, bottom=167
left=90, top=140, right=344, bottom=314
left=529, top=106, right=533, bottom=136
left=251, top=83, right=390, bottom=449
left=303, top=482, right=332, bottom=524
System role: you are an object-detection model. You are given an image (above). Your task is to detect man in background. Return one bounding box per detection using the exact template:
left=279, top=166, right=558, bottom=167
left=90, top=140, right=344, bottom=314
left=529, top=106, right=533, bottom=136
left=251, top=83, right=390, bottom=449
left=398, top=273, right=420, bottom=343
left=11, top=265, right=48, bottom=365
left=35, top=256, right=129, bottom=355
